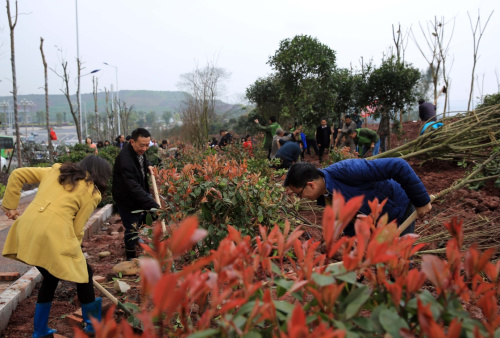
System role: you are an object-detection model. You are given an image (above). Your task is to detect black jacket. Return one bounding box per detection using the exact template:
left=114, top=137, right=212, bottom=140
left=112, top=142, right=159, bottom=212
left=316, top=125, right=332, bottom=146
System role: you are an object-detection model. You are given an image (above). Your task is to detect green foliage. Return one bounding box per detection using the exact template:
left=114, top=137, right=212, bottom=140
left=157, top=145, right=285, bottom=256
left=56, top=143, right=95, bottom=163
left=476, top=92, right=500, bottom=109
left=362, top=55, right=421, bottom=121
left=0, top=183, right=5, bottom=199
left=329, top=146, right=357, bottom=163
left=267, top=34, right=337, bottom=124
left=245, top=75, right=284, bottom=122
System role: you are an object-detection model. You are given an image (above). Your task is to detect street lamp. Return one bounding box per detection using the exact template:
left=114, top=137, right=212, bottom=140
left=19, top=99, right=35, bottom=139
left=103, top=62, right=120, bottom=135
left=76, top=69, right=100, bottom=142
left=0, top=100, right=10, bottom=134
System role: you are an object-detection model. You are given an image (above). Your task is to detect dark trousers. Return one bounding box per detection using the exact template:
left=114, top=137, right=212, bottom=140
left=305, top=139, right=318, bottom=156
left=380, top=135, right=388, bottom=152
left=36, top=263, right=94, bottom=304
left=118, top=206, right=146, bottom=253
left=318, top=143, right=330, bottom=163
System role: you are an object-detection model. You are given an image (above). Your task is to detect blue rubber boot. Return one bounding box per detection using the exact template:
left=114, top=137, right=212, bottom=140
left=33, top=302, right=57, bottom=338
left=81, top=297, right=102, bottom=333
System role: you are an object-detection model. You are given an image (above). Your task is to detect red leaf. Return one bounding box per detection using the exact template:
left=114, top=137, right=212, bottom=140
left=421, top=255, right=450, bottom=294
left=139, top=257, right=161, bottom=296
left=169, top=216, right=207, bottom=256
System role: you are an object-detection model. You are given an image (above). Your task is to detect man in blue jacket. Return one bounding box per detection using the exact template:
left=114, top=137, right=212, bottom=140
left=284, top=159, right=432, bottom=236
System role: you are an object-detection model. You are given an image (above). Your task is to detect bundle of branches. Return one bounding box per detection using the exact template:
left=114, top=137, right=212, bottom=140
left=371, top=104, right=500, bottom=163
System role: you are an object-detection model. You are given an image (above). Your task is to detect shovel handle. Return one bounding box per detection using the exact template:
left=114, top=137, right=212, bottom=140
left=149, top=168, right=167, bottom=234
left=92, top=278, right=134, bottom=318
left=398, top=194, right=436, bottom=235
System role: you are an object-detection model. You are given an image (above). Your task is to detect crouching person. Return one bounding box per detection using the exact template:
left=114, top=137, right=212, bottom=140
left=283, top=158, right=432, bottom=236
left=1, top=155, right=112, bottom=335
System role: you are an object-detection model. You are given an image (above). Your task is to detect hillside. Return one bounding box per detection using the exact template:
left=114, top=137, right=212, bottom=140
left=0, top=90, right=246, bottom=121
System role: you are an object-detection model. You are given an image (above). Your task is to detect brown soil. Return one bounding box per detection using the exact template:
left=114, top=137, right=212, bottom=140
left=2, top=121, right=499, bottom=336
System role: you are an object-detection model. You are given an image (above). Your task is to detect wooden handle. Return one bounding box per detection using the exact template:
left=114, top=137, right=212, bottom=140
left=149, top=168, right=167, bottom=234
left=92, top=279, right=118, bottom=305
left=92, top=278, right=135, bottom=318
left=398, top=194, right=436, bottom=235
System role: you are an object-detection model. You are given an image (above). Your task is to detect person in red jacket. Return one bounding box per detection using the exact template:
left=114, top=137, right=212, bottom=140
left=50, top=127, right=57, bottom=141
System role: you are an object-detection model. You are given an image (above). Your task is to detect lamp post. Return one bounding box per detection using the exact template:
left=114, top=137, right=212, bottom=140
left=75, top=69, right=100, bottom=142
left=103, top=62, right=120, bottom=135
left=0, top=100, right=9, bottom=132
left=20, top=99, right=35, bottom=140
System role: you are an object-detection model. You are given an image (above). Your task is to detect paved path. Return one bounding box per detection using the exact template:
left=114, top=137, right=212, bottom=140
left=0, top=191, right=37, bottom=275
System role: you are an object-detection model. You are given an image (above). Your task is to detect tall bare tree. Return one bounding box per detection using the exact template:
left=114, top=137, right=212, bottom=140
left=92, top=76, right=100, bottom=141
left=39, top=37, right=53, bottom=162
left=118, top=100, right=133, bottom=136
left=435, top=17, right=455, bottom=117
left=391, top=23, right=411, bottom=128
left=411, top=17, right=444, bottom=106
left=50, top=52, right=84, bottom=143
left=6, top=0, right=22, bottom=167
left=178, top=61, right=229, bottom=147
left=467, top=10, right=494, bottom=111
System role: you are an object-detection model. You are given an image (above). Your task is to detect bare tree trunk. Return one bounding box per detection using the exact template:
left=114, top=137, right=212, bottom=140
left=411, top=17, right=443, bottom=105
left=51, top=58, right=83, bottom=143
left=467, top=10, right=493, bottom=111
left=6, top=0, right=22, bottom=168
left=93, top=76, right=100, bottom=141
left=76, top=58, right=82, bottom=142
left=40, top=37, right=53, bottom=163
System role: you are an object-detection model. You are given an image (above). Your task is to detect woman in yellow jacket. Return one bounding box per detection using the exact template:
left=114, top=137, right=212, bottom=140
left=2, top=155, right=111, bottom=337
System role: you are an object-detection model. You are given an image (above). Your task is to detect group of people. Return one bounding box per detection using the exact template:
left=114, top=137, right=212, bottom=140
left=1, top=107, right=436, bottom=335
left=1, top=128, right=162, bottom=335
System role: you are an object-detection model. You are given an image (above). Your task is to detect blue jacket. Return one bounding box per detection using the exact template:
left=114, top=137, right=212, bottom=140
left=318, top=158, right=430, bottom=224
left=300, top=132, right=307, bottom=149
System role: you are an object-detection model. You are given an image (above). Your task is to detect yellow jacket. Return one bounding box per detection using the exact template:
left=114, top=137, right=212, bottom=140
left=2, top=164, right=101, bottom=283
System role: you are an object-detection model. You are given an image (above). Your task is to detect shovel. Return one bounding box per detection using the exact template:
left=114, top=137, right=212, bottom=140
left=149, top=168, right=167, bottom=234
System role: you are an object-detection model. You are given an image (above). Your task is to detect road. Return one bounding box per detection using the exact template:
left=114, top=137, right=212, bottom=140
left=0, top=192, right=37, bottom=277
left=1, top=125, right=80, bottom=146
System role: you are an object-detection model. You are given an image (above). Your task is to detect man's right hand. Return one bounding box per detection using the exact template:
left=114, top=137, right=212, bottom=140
left=416, top=203, right=432, bottom=217
left=254, top=119, right=259, bottom=124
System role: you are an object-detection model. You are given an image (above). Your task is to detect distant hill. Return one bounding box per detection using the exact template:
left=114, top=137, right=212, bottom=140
left=0, top=90, right=246, bottom=121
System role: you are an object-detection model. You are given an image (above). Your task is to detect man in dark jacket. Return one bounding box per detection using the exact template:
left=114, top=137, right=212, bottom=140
left=219, top=130, right=233, bottom=148
left=316, top=118, right=332, bottom=163
left=284, top=159, right=432, bottom=237
left=418, top=99, right=437, bottom=122
left=113, top=128, right=159, bottom=260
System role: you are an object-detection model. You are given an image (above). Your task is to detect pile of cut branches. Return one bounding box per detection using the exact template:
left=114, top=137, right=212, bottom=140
left=372, top=104, right=500, bottom=163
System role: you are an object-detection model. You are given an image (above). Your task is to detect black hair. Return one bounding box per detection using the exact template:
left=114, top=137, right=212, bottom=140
left=269, top=116, right=277, bottom=123
left=104, top=140, right=110, bottom=145
left=284, top=162, right=322, bottom=188
left=162, top=139, right=168, bottom=145
left=58, top=155, right=112, bottom=195
left=125, top=135, right=131, bottom=141
left=418, top=99, right=425, bottom=105
left=97, top=141, right=104, bottom=148
left=345, top=115, right=352, bottom=119
left=131, top=128, right=151, bottom=141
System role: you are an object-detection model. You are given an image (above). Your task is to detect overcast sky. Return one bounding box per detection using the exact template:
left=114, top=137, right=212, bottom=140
left=0, top=0, right=498, bottom=111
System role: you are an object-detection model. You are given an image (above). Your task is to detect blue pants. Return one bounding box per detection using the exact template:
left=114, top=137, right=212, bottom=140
left=361, top=140, right=380, bottom=157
